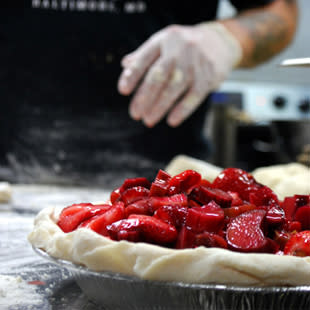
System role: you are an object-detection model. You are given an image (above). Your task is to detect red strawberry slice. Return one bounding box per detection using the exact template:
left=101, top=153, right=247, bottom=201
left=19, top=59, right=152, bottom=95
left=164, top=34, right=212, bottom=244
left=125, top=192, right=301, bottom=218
left=125, top=199, right=150, bottom=217
left=185, top=201, right=225, bottom=233
left=249, top=186, right=279, bottom=207
left=226, top=209, right=268, bottom=253
left=119, top=177, right=151, bottom=193
left=284, top=231, right=310, bottom=257
left=148, top=193, right=188, bottom=213
left=109, top=215, right=178, bottom=244
left=110, top=188, right=121, bottom=204
left=150, top=170, right=171, bottom=197
left=128, top=214, right=178, bottom=244
left=175, top=226, right=196, bottom=249
left=195, top=232, right=228, bottom=249
left=200, top=179, right=213, bottom=188
left=120, top=186, right=150, bottom=205
left=58, top=203, right=112, bottom=233
left=212, top=168, right=261, bottom=201
left=167, top=170, right=201, bottom=195
left=80, top=202, right=125, bottom=236
left=154, top=205, right=188, bottom=228
left=189, top=186, right=232, bottom=208
left=107, top=218, right=142, bottom=242
left=294, top=205, right=310, bottom=230
left=224, top=204, right=256, bottom=218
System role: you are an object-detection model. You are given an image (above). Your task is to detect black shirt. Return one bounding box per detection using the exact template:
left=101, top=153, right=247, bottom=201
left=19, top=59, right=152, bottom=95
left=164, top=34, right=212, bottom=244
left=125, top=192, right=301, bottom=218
left=0, top=0, right=274, bottom=187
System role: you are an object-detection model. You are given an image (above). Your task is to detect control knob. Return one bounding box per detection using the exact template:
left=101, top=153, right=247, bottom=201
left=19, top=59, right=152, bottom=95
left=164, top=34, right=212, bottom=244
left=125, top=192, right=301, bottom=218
left=273, top=96, right=286, bottom=109
left=299, top=98, right=310, bottom=113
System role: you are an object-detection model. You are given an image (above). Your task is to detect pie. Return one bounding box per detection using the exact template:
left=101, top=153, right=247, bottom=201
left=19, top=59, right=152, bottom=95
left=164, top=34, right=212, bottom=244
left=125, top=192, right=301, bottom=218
left=28, top=168, right=310, bottom=286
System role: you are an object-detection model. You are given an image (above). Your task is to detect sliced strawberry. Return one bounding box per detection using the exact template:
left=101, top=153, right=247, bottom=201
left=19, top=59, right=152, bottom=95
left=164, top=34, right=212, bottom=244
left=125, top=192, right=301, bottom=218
left=212, top=168, right=261, bottom=201
left=58, top=203, right=111, bottom=233
left=125, top=198, right=150, bottom=217
left=175, top=226, right=196, bottom=249
left=128, top=214, right=178, bottom=244
left=286, top=220, right=302, bottom=232
left=120, top=186, right=150, bottom=205
left=148, top=193, right=188, bottom=213
left=189, top=186, right=232, bottom=208
left=284, top=231, right=310, bottom=257
left=81, top=202, right=125, bottom=236
left=227, top=191, right=244, bottom=206
left=294, top=205, right=310, bottom=230
left=110, top=188, right=121, bottom=204
left=224, top=204, right=256, bottom=218
left=167, top=170, right=201, bottom=195
left=226, top=209, right=268, bottom=253
left=185, top=201, right=225, bottom=233
left=195, top=232, right=228, bottom=249
left=154, top=205, right=188, bottom=228
left=149, top=170, right=171, bottom=197
left=107, top=218, right=142, bottom=242
left=249, top=185, right=279, bottom=207
left=119, top=177, right=151, bottom=193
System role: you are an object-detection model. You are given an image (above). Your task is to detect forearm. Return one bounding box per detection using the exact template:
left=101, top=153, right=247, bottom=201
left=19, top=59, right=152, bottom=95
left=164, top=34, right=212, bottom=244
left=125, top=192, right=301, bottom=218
left=219, top=0, right=298, bottom=68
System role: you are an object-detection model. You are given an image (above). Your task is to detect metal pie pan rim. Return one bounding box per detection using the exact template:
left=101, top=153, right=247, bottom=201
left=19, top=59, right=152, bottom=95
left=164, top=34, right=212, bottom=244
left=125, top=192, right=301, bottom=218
left=33, top=246, right=310, bottom=293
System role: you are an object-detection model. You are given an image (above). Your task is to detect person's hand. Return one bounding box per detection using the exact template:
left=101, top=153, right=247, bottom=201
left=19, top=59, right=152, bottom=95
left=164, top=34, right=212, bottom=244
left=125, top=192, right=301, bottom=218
left=118, top=22, right=242, bottom=128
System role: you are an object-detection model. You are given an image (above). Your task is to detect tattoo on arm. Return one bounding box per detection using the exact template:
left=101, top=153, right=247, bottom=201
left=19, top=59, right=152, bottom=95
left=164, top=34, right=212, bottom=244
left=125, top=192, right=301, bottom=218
left=237, top=11, right=288, bottom=65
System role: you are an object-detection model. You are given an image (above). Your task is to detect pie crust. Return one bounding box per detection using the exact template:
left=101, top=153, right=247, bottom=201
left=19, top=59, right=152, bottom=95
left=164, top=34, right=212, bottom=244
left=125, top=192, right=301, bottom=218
left=28, top=206, right=310, bottom=287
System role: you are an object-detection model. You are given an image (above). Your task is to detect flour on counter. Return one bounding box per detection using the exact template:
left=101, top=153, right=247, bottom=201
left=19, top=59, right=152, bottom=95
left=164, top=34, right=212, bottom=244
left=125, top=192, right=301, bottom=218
left=0, top=275, right=43, bottom=309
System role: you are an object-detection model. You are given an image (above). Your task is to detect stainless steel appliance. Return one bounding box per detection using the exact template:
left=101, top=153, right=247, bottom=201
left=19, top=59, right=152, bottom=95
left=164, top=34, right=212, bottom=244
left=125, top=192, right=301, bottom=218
left=208, top=81, right=310, bottom=170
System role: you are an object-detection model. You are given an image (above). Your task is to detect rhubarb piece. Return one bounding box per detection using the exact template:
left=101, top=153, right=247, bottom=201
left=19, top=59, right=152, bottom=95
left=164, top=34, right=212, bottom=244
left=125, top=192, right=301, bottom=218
left=148, top=193, right=188, bottom=213
left=189, top=186, right=232, bottom=208
left=167, top=170, right=201, bottom=195
left=185, top=201, right=225, bottom=233
left=265, top=206, right=285, bottom=226
left=120, top=186, right=150, bottom=205
left=281, top=195, right=310, bottom=221
left=226, top=209, right=268, bottom=252
left=224, top=204, right=256, bottom=218
left=150, top=170, right=172, bottom=196
left=294, top=205, right=310, bottom=230
left=58, top=203, right=111, bottom=233
left=213, top=168, right=261, bottom=201
left=80, top=202, right=125, bottom=236
left=284, top=231, right=310, bottom=257
left=195, top=232, right=228, bottom=249
left=175, top=226, right=196, bottom=249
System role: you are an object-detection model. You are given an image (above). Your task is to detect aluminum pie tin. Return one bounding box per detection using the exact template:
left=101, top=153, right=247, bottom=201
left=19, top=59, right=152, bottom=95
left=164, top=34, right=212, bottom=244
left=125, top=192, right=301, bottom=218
left=34, top=247, right=310, bottom=310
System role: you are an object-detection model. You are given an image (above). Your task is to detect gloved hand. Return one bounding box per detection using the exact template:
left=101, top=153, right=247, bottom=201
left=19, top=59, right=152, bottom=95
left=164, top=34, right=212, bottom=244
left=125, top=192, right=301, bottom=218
left=118, top=22, right=242, bottom=128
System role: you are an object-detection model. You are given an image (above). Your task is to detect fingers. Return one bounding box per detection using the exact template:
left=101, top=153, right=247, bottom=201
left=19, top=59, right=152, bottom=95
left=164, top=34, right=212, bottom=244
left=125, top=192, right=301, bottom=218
left=167, top=87, right=206, bottom=127
left=129, top=58, right=174, bottom=121
left=142, top=68, right=190, bottom=127
left=118, top=36, right=161, bottom=95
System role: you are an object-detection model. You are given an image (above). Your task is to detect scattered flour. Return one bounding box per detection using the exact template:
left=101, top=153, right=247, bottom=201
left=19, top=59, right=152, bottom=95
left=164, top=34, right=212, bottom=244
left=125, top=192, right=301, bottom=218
left=0, top=274, right=43, bottom=309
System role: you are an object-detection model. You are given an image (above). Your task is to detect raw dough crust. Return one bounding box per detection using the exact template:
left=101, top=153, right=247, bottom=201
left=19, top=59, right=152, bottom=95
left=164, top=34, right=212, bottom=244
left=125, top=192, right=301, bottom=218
left=28, top=206, right=310, bottom=287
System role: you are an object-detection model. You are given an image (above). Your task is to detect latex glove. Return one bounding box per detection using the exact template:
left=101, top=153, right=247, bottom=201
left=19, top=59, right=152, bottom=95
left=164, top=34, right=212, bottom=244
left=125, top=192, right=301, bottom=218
left=118, top=22, right=242, bottom=128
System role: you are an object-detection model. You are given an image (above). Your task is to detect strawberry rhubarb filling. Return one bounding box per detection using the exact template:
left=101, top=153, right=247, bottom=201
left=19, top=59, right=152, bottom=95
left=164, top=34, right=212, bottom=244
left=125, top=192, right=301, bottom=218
left=57, top=168, right=310, bottom=256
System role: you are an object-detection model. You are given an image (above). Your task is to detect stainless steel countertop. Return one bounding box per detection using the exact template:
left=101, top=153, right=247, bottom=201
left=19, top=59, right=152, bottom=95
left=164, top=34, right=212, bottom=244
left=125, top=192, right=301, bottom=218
left=0, top=184, right=111, bottom=310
